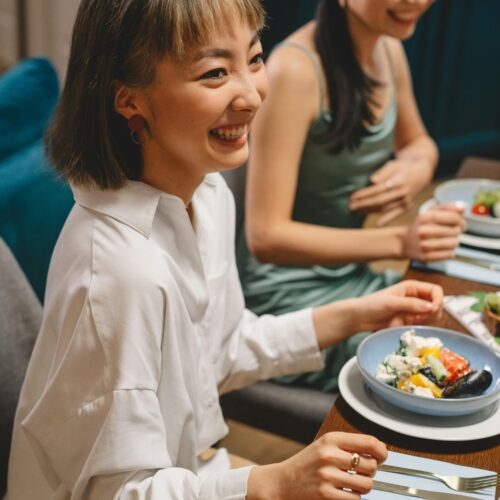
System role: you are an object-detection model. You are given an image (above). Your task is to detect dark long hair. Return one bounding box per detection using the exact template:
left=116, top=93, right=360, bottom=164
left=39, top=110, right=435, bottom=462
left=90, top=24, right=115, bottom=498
left=314, top=0, right=380, bottom=154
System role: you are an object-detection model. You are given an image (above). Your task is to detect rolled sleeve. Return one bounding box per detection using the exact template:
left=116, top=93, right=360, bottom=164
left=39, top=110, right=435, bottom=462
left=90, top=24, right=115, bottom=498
left=217, top=305, right=324, bottom=394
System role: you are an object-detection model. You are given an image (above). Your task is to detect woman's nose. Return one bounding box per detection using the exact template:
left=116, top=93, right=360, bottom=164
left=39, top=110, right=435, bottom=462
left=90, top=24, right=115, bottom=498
left=231, top=71, right=268, bottom=113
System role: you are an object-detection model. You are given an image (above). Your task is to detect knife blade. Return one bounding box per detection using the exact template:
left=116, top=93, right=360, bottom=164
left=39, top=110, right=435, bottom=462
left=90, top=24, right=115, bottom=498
left=372, top=480, right=476, bottom=500
left=454, top=255, right=500, bottom=271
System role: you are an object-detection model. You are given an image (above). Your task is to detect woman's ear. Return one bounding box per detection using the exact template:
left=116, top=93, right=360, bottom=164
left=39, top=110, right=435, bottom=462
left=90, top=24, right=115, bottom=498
left=113, top=82, right=140, bottom=120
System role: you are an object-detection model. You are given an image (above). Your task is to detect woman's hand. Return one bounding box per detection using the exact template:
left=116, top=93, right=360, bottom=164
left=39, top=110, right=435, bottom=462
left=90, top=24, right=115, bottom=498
left=353, top=280, right=444, bottom=333
left=247, top=432, right=387, bottom=500
left=313, top=280, right=443, bottom=350
left=348, top=159, right=431, bottom=225
left=402, top=203, right=466, bottom=262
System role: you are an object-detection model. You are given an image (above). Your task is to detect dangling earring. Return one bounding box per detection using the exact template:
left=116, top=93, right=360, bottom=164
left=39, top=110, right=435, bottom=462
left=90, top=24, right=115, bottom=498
left=128, top=114, right=146, bottom=145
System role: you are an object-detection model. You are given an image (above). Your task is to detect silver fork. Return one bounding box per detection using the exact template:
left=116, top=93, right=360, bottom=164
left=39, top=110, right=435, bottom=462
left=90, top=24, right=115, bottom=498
left=379, top=464, right=499, bottom=492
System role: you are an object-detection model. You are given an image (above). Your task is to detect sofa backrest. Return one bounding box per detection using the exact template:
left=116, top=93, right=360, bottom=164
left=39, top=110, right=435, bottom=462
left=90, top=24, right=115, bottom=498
left=0, top=238, right=42, bottom=497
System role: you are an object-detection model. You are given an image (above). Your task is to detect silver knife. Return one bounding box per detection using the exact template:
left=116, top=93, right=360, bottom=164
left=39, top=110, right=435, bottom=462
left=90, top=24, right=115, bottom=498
left=454, top=255, right=500, bottom=271
left=372, top=480, right=476, bottom=500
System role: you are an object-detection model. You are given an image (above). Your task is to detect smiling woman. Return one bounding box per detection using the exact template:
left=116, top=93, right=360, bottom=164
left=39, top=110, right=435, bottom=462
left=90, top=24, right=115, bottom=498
left=46, top=0, right=265, bottom=191
left=118, top=29, right=267, bottom=199
left=7, top=1, right=447, bottom=499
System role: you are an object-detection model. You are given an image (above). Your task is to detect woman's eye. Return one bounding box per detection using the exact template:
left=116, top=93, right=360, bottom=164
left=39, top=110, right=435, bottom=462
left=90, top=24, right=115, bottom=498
left=250, top=52, right=264, bottom=65
left=200, top=68, right=227, bottom=80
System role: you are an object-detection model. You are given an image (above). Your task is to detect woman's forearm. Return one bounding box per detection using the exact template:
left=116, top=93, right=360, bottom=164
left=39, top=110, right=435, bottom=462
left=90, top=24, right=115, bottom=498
left=396, top=135, right=438, bottom=187
left=247, top=220, right=407, bottom=266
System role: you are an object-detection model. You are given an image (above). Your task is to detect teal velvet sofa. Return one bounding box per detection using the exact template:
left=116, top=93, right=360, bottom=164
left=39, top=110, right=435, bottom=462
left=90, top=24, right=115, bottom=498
left=0, top=58, right=74, bottom=302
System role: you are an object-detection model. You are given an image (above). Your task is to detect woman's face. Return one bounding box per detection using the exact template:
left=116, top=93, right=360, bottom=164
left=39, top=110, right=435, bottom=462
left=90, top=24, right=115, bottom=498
left=345, top=0, right=434, bottom=39
left=138, top=22, right=268, bottom=181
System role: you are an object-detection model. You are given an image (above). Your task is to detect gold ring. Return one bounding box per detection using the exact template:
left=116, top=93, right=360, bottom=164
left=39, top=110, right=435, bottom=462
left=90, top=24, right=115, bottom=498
left=384, top=179, right=394, bottom=190
left=350, top=452, right=361, bottom=470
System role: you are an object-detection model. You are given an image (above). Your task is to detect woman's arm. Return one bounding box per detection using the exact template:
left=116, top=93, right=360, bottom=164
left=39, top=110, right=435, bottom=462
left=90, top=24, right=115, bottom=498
left=246, top=43, right=462, bottom=266
left=246, top=45, right=416, bottom=266
left=349, top=39, right=438, bottom=225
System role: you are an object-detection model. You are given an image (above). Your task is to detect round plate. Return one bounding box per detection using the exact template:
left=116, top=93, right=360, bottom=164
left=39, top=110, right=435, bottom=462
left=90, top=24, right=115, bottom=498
left=434, top=179, right=500, bottom=238
left=419, top=199, right=500, bottom=251
left=338, top=357, right=500, bottom=441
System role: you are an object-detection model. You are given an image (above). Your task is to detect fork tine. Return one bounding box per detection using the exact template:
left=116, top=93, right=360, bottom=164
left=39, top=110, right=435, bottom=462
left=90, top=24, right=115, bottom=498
left=463, top=482, right=498, bottom=489
left=465, top=475, right=500, bottom=484
left=467, top=474, right=498, bottom=481
left=462, top=478, right=499, bottom=491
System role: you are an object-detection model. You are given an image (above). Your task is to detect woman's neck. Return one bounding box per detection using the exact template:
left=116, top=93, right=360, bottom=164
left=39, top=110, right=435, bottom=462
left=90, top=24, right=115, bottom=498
left=345, top=9, right=381, bottom=69
left=140, top=146, right=204, bottom=208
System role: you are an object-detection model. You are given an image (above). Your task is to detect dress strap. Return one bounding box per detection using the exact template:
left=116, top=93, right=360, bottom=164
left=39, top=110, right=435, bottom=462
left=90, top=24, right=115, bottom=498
left=382, top=39, right=397, bottom=96
left=275, top=41, right=327, bottom=114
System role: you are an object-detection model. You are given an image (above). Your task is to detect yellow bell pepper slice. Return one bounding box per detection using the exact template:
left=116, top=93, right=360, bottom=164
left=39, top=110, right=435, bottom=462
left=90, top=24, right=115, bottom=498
left=409, top=373, right=443, bottom=398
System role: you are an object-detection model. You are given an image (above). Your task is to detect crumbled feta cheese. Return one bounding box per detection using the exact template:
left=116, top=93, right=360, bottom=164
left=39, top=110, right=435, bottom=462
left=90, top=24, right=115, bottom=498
left=376, top=363, right=397, bottom=385
left=401, top=329, right=443, bottom=357
left=383, top=354, right=422, bottom=380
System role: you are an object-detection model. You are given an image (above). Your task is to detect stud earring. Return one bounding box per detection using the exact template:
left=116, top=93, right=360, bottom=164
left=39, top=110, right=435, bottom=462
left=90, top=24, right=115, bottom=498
left=128, top=114, right=146, bottom=144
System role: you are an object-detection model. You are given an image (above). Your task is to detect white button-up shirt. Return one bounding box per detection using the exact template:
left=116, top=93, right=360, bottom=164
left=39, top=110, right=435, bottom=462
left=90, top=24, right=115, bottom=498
left=8, top=174, right=323, bottom=500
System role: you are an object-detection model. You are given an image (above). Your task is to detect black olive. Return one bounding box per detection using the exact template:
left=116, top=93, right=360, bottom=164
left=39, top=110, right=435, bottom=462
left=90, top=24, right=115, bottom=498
left=442, top=370, right=493, bottom=399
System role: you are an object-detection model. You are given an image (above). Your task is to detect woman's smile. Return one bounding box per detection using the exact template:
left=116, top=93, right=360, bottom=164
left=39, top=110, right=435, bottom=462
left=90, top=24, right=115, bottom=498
left=209, top=124, right=249, bottom=148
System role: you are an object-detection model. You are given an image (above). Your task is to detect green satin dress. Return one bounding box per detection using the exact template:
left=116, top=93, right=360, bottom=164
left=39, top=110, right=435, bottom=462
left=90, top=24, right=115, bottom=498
left=238, top=41, right=401, bottom=392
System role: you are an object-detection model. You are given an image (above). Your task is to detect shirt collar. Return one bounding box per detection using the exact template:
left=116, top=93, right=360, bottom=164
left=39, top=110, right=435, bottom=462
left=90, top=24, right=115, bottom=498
left=72, top=175, right=219, bottom=238
left=73, top=181, right=165, bottom=238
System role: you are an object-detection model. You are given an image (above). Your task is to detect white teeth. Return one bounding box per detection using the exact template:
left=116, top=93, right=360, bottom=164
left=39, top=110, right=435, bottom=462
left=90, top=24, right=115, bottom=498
left=210, top=126, right=246, bottom=140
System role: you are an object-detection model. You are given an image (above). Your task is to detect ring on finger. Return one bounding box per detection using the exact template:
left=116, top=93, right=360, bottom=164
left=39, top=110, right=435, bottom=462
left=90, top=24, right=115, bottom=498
left=384, top=179, right=394, bottom=190
left=349, top=452, right=361, bottom=471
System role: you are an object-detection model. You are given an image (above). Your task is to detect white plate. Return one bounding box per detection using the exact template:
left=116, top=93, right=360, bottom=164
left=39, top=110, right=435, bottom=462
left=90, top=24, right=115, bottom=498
left=338, top=357, right=500, bottom=441
left=434, top=179, right=500, bottom=238
left=419, top=198, right=500, bottom=250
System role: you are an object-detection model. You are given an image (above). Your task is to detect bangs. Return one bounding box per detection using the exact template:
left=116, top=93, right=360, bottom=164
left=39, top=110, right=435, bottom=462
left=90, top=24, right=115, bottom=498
left=154, top=0, right=265, bottom=59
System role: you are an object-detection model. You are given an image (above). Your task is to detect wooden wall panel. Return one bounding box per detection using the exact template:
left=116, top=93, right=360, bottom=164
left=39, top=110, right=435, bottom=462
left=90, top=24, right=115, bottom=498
left=0, top=0, right=19, bottom=68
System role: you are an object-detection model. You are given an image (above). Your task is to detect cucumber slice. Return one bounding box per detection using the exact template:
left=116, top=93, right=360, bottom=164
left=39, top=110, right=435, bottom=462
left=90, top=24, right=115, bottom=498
left=426, top=354, right=449, bottom=382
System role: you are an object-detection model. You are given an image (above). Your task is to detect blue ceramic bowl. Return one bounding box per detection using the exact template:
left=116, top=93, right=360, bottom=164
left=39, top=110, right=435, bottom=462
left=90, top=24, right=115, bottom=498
left=356, top=326, right=500, bottom=417
left=434, top=178, right=500, bottom=238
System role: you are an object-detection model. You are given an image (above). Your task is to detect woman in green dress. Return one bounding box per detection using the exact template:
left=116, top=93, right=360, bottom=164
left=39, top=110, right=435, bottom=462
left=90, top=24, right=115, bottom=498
left=240, top=0, right=465, bottom=391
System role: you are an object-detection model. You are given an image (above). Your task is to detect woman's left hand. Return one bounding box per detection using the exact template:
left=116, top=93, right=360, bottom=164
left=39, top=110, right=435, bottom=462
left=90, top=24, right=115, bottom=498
left=348, top=159, right=430, bottom=225
left=354, top=280, right=443, bottom=333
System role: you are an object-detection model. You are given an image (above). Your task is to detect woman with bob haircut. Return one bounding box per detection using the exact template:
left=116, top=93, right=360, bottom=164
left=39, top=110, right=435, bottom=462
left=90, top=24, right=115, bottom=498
left=8, top=0, right=443, bottom=498
left=239, top=0, right=465, bottom=392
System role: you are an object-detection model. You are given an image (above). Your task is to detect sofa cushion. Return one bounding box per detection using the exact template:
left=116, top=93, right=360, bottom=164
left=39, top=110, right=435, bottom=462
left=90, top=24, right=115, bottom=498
left=0, top=140, right=74, bottom=301
left=220, top=381, right=336, bottom=444
left=0, top=58, right=59, bottom=161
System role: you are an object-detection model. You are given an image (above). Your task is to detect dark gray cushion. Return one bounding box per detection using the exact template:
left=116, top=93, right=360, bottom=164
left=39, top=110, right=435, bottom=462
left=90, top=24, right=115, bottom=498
left=0, top=239, right=41, bottom=496
left=220, top=382, right=336, bottom=444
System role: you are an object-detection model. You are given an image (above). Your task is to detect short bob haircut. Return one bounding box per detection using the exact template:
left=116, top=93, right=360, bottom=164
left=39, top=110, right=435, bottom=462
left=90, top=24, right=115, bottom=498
left=47, top=0, right=265, bottom=190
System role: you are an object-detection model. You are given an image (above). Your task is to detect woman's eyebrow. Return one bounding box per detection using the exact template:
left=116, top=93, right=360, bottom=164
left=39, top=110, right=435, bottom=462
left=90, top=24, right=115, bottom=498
left=193, top=32, right=260, bottom=62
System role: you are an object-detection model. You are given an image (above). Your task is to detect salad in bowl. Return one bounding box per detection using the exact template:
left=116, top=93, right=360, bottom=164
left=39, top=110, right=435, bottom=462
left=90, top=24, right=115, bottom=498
left=376, top=330, right=492, bottom=399
left=357, top=326, right=500, bottom=416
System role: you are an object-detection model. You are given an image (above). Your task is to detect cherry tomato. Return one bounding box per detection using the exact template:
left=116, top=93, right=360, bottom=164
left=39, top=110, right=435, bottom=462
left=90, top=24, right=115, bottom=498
left=471, top=204, right=489, bottom=216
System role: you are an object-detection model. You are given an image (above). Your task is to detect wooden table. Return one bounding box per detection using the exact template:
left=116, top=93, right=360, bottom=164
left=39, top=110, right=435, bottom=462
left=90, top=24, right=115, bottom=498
left=316, top=216, right=500, bottom=496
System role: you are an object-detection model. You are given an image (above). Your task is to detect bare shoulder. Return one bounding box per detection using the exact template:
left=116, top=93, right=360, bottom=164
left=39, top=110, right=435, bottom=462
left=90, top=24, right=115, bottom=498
left=383, top=36, right=410, bottom=82
left=266, top=21, right=319, bottom=94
